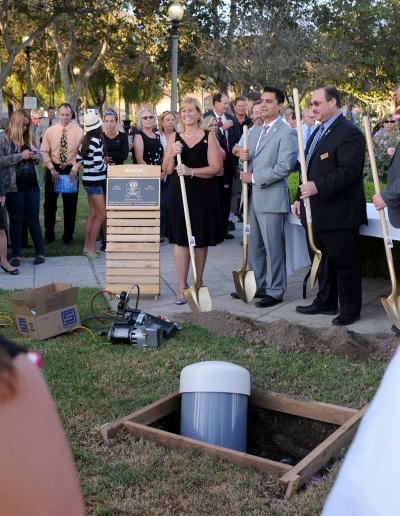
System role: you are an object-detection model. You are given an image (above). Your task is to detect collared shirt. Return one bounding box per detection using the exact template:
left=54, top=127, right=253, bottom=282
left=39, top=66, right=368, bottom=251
left=255, top=116, right=280, bottom=150
left=213, top=110, right=229, bottom=149
left=40, top=122, right=84, bottom=171
left=301, top=122, right=317, bottom=148
left=320, top=112, right=342, bottom=134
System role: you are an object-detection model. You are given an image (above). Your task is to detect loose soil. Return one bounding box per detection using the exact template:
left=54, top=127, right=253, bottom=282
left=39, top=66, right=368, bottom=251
left=174, top=310, right=399, bottom=361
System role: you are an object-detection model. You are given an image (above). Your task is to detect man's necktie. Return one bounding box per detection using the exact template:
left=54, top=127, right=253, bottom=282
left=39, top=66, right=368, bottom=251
left=59, top=127, right=67, bottom=170
left=305, top=124, right=324, bottom=170
left=49, top=118, right=52, bottom=127
left=305, top=126, right=311, bottom=145
left=256, top=124, right=269, bottom=154
left=218, top=117, right=228, bottom=151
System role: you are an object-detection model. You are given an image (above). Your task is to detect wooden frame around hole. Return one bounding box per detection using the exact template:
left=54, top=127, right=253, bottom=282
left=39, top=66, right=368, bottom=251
left=100, top=390, right=367, bottom=499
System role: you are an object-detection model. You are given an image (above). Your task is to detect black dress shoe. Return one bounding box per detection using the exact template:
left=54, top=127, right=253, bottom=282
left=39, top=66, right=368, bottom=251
left=33, top=256, right=45, bottom=265
left=296, top=305, right=337, bottom=315
left=332, top=314, right=360, bottom=326
left=63, top=240, right=73, bottom=246
left=231, top=292, right=265, bottom=299
left=255, top=295, right=282, bottom=308
left=43, top=238, right=55, bottom=244
left=10, top=258, right=20, bottom=267
left=224, top=232, right=235, bottom=240
left=227, top=221, right=236, bottom=232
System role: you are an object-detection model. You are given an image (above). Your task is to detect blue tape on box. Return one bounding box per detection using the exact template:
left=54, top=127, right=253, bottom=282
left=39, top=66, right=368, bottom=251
left=54, top=175, right=78, bottom=194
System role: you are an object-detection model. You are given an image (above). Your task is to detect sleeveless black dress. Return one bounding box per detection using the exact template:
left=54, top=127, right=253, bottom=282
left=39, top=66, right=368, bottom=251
left=167, top=131, right=223, bottom=247
left=140, top=131, right=163, bottom=165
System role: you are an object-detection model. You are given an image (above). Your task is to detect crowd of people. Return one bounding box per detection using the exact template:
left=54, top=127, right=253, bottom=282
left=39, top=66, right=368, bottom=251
left=1, top=84, right=400, bottom=327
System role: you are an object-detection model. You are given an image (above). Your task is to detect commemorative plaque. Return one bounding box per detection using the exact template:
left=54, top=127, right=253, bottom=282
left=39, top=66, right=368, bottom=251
left=106, top=178, right=160, bottom=209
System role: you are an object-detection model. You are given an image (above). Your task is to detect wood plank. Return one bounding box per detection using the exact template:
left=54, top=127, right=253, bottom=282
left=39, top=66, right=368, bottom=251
left=279, top=404, right=369, bottom=498
left=106, top=275, right=159, bottom=284
left=106, top=242, right=159, bottom=251
left=107, top=268, right=159, bottom=276
left=107, top=234, right=159, bottom=242
left=107, top=165, right=161, bottom=177
left=106, top=252, right=159, bottom=261
left=107, top=211, right=160, bottom=219
left=106, top=261, right=159, bottom=269
left=109, top=227, right=159, bottom=235
left=106, top=283, right=160, bottom=294
left=123, top=421, right=293, bottom=477
left=107, top=219, right=160, bottom=227
left=101, top=392, right=181, bottom=440
left=249, top=390, right=358, bottom=426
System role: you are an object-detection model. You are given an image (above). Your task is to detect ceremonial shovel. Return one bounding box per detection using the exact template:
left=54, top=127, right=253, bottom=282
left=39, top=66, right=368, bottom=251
left=293, top=88, right=322, bottom=288
left=363, top=115, right=400, bottom=328
left=178, top=154, right=212, bottom=313
left=232, top=125, right=257, bottom=302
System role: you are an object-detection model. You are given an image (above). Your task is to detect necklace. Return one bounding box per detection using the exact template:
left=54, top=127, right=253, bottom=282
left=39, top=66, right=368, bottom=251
left=183, top=129, right=199, bottom=137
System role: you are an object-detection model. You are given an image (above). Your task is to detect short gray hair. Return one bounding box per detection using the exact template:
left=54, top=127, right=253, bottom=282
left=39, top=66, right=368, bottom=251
left=136, top=108, right=156, bottom=131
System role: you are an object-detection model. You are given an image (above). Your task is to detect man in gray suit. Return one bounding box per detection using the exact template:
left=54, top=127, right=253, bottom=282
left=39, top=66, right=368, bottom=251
left=231, top=87, right=298, bottom=307
left=372, top=82, right=400, bottom=228
left=35, top=107, right=58, bottom=148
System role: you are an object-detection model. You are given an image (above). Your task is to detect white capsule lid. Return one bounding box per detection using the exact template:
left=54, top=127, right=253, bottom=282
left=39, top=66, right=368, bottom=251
left=179, top=361, right=250, bottom=395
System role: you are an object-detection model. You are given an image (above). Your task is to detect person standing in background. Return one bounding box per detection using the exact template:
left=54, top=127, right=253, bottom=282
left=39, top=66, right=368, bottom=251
left=35, top=107, right=58, bottom=148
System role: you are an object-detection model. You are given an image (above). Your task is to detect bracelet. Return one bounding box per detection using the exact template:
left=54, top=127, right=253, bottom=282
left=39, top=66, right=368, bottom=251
left=191, top=168, right=194, bottom=178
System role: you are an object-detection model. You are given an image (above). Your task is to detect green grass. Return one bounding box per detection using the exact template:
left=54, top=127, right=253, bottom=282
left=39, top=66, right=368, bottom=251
left=0, top=288, right=388, bottom=515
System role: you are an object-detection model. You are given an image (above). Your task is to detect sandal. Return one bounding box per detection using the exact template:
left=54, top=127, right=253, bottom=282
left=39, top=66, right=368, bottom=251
left=87, top=254, right=99, bottom=260
left=175, top=297, right=187, bottom=305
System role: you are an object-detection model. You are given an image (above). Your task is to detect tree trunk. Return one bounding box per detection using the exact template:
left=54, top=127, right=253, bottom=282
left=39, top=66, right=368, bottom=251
left=7, top=102, right=13, bottom=118
left=345, top=93, right=355, bottom=120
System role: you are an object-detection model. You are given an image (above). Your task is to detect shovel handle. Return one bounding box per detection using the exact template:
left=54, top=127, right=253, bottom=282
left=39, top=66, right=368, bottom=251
left=242, top=125, right=249, bottom=248
left=293, top=88, right=321, bottom=256
left=363, top=115, right=397, bottom=295
left=177, top=154, right=198, bottom=288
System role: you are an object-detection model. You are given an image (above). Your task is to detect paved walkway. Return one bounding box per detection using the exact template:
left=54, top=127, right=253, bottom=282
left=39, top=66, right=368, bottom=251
left=3, top=224, right=396, bottom=335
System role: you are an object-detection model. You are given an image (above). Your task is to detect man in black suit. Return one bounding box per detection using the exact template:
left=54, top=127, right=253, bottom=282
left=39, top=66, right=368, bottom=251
left=204, top=92, right=240, bottom=239
left=373, top=82, right=400, bottom=228
left=293, top=84, right=367, bottom=326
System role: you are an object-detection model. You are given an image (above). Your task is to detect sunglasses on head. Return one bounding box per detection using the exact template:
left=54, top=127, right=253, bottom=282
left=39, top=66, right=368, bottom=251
left=142, top=115, right=154, bottom=120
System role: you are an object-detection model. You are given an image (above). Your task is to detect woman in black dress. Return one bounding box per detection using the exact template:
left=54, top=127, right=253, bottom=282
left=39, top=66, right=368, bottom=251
left=162, top=98, right=223, bottom=304
left=103, top=110, right=129, bottom=165
left=134, top=108, right=164, bottom=167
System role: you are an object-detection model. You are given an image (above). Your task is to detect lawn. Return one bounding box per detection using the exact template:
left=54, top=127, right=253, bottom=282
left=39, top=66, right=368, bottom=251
left=0, top=288, right=388, bottom=515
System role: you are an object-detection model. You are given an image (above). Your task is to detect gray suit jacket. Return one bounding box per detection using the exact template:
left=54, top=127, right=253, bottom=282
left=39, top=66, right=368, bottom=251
left=381, top=144, right=400, bottom=228
left=35, top=117, right=59, bottom=148
left=248, top=118, right=298, bottom=213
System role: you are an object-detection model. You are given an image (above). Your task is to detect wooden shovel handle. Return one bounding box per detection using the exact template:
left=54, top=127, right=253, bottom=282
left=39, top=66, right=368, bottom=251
left=178, top=154, right=198, bottom=287
left=242, top=125, right=249, bottom=247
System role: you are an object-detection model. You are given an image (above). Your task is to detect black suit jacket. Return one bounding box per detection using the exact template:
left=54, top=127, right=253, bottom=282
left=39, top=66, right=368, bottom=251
left=297, top=114, right=367, bottom=231
left=203, top=110, right=240, bottom=172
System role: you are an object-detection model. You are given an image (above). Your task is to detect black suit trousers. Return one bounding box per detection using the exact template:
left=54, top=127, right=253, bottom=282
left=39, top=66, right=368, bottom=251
left=311, top=227, right=362, bottom=316
left=44, top=168, right=79, bottom=242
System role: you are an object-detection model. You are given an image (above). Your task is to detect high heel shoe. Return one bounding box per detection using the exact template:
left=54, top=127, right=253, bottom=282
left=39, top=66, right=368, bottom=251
left=1, top=265, right=19, bottom=275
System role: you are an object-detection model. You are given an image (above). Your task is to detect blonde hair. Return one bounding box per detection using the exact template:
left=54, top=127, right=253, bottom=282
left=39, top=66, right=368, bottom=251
left=177, top=98, right=203, bottom=132
left=202, top=115, right=218, bottom=131
left=5, top=109, right=34, bottom=151
left=159, top=111, right=176, bottom=135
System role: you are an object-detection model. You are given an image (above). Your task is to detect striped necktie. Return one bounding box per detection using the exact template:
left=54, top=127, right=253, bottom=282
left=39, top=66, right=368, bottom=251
left=59, top=127, right=67, bottom=170
left=305, top=126, right=311, bottom=145
left=305, top=124, right=324, bottom=169
left=256, top=124, right=269, bottom=154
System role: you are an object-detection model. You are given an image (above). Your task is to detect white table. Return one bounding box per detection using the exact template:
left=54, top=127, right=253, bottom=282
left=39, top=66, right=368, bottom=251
left=284, top=203, right=400, bottom=276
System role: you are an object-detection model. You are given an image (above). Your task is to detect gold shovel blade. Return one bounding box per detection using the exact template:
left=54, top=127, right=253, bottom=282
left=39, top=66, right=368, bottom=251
left=381, top=294, right=400, bottom=329
left=232, top=268, right=257, bottom=303
left=184, top=285, right=212, bottom=313
left=310, top=252, right=323, bottom=289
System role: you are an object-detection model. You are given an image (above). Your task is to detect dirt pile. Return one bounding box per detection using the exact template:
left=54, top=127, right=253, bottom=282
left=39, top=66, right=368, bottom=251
left=175, top=310, right=399, bottom=361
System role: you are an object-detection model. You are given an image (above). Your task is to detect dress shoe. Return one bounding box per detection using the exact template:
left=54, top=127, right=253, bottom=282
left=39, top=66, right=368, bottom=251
left=10, top=258, right=20, bottom=267
left=296, top=305, right=337, bottom=315
left=255, top=295, right=282, bottom=308
left=235, top=210, right=243, bottom=223
left=332, top=314, right=360, bottom=326
left=33, top=256, right=45, bottom=265
left=227, top=221, right=236, bottom=232
left=231, top=292, right=265, bottom=300
left=43, top=238, right=55, bottom=244
left=1, top=265, right=19, bottom=275
left=224, top=232, right=235, bottom=240
left=63, top=240, right=73, bottom=246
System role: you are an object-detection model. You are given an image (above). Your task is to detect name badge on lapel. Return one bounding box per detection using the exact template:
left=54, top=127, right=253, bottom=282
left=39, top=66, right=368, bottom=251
left=320, top=152, right=329, bottom=160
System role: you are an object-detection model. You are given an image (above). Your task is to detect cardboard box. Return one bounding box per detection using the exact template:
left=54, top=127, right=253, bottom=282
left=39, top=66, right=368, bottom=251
left=7, top=283, right=80, bottom=340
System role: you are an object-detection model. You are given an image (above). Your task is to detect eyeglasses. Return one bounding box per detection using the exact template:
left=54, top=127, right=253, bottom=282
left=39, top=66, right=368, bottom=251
left=310, top=100, right=327, bottom=107
left=208, top=124, right=219, bottom=128
left=142, top=115, right=154, bottom=120
left=384, top=120, right=396, bottom=124
left=305, top=115, right=316, bottom=119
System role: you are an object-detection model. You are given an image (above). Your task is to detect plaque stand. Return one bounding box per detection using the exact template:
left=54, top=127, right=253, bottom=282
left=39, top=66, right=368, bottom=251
left=106, top=165, right=161, bottom=300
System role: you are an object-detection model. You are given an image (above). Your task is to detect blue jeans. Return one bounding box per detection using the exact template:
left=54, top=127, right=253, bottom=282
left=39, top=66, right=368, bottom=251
left=6, top=188, right=44, bottom=257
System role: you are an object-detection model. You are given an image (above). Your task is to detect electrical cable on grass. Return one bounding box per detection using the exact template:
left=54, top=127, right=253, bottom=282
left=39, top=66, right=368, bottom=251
left=90, top=290, right=118, bottom=324
left=68, top=325, right=97, bottom=341
left=0, top=313, right=14, bottom=327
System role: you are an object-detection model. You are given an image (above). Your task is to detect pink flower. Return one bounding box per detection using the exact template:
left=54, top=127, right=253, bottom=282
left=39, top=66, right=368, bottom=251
left=387, top=147, right=396, bottom=156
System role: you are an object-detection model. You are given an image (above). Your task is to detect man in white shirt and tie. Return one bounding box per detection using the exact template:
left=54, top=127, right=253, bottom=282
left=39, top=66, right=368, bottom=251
left=301, top=108, right=317, bottom=147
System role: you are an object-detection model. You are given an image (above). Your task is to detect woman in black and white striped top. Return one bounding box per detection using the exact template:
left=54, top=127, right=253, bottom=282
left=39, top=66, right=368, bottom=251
left=76, top=113, right=107, bottom=260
